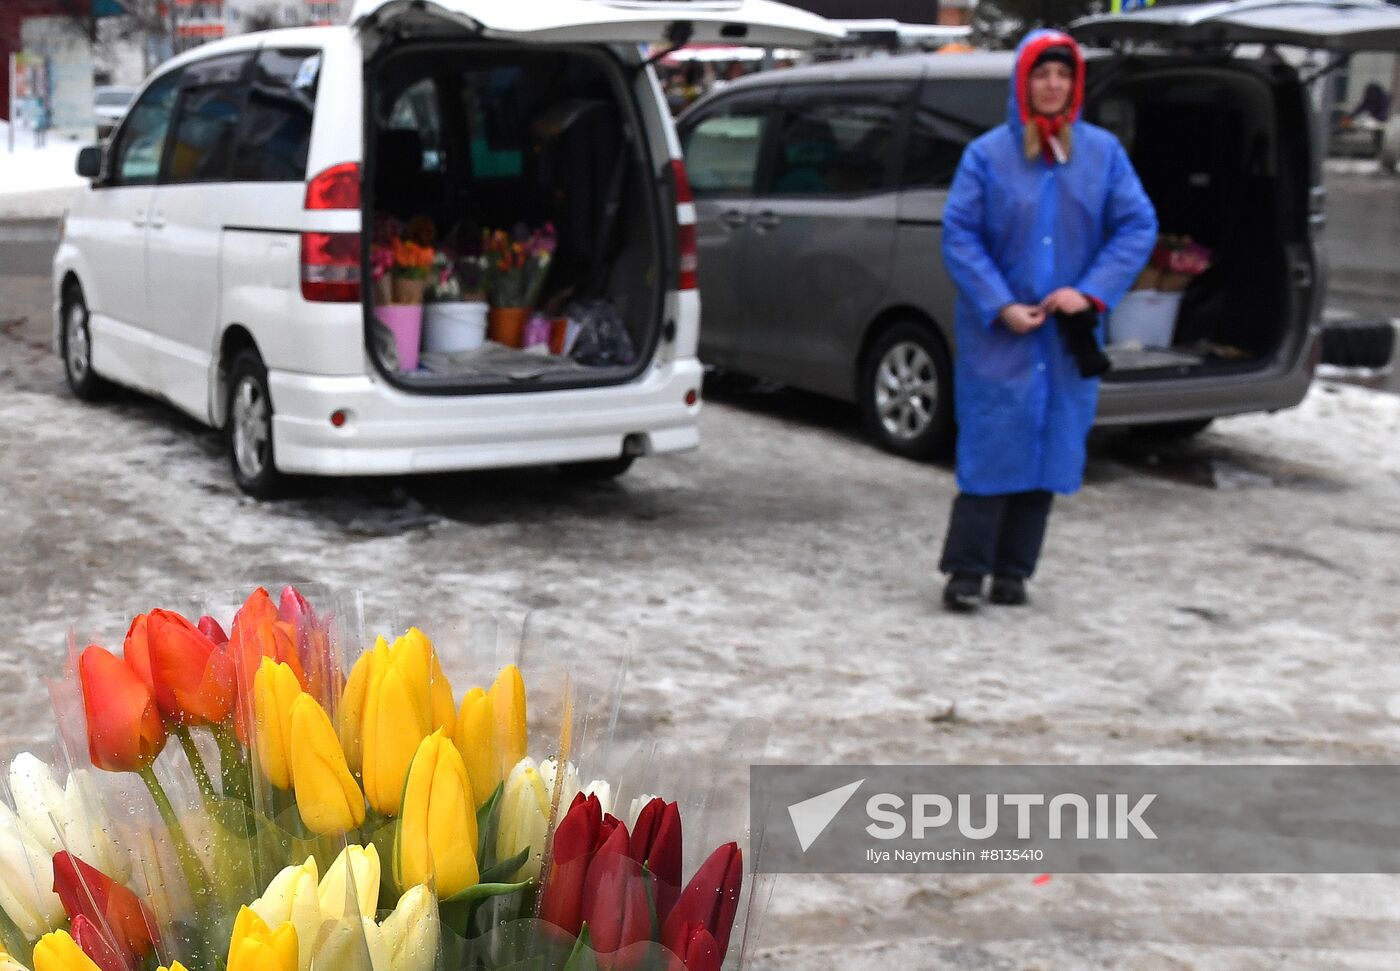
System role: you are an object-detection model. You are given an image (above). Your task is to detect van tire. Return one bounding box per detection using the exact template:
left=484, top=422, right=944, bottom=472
left=1130, top=418, right=1214, bottom=442
left=859, top=321, right=954, bottom=460
left=61, top=284, right=108, bottom=401
left=1320, top=320, right=1396, bottom=369
left=557, top=455, right=636, bottom=481
left=226, top=351, right=285, bottom=499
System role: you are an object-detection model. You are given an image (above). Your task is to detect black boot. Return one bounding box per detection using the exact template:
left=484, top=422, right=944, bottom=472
left=989, top=575, right=1028, bottom=606
left=942, top=573, right=984, bottom=612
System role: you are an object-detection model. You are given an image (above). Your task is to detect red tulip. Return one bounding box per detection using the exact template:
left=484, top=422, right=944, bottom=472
left=539, top=792, right=602, bottom=935
left=122, top=615, right=156, bottom=695
left=580, top=822, right=651, bottom=955
left=70, top=914, right=129, bottom=971
left=661, top=922, right=721, bottom=971
left=229, top=588, right=305, bottom=741
left=146, top=609, right=235, bottom=725
left=80, top=645, right=167, bottom=773
left=630, top=798, right=682, bottom=925
left=660, top=843, right=742, bottom=962
left=276, top=585, right=338, bottom=702
left=54, top=852, right=160, bottom=966
left=197, top=615, right=229, bottom=645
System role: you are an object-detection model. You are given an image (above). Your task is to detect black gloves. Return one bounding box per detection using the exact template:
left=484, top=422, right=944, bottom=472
left=1056, top=309, right=1111, bottom=378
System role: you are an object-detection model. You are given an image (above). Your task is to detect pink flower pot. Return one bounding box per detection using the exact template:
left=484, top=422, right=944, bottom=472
left=375, top=304, right=424, bottom=371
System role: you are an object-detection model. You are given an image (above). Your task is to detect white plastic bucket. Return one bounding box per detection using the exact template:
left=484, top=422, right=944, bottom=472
left=1108, top=290, right=1183, bottom=348
left=422, top=301, right=489, bottom=353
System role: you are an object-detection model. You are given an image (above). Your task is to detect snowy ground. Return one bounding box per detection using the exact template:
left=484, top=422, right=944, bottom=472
left=1, top=274, right=1399, bottom=967
left=0, top=121, right=85, bottom=219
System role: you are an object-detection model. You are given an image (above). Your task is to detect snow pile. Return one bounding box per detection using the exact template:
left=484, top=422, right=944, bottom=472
left=0, top=121, right=86, bottom=219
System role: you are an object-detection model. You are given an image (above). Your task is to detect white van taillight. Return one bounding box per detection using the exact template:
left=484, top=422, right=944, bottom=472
left=301, top=232, right=361, bottom=302
left=678, top=224, right=698, bottom=291
left=671, top=159, right=698, bottom=291
left=305, top=163, right=361, bottom=210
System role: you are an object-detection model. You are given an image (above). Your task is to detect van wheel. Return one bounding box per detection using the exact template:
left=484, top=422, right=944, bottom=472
left=557, top=455, right=636, bottom=481
left=226, top=351, right=285, bottom=499
left=61, top=285, right=108, bottom=401
left=860, top=321, right=954, bottom=460
left=1131, top=418, right=1214, bottom=442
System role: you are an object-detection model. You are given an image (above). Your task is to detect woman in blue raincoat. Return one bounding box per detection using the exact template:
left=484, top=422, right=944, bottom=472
left=939, top=29, right=1157, bottom=611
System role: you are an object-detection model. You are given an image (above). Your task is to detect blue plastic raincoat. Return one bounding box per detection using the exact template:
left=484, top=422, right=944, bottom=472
left=941, top=29, right=1158, bottom=496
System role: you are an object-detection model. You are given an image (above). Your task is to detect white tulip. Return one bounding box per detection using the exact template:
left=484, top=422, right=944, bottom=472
left=9, top=755, right=129, bottom=884
left=537, top=759, right=614, bottom=819
left=0, top=803, right=64, bottom=940
left=252, top=856, right=322, bottom=971
left=379, top=885, right=439, bottom=971
left=318, top=844, right=380, bottom=921
left=311, top=916, right=389, bottom=971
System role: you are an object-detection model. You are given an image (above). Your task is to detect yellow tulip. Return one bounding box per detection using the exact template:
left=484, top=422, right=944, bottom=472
left=394, top=731, right=478, bottom=898
left=311, top=917, right=388, bottom=971
left=254, top=658, right=303, bottom=790
left=252, top=856, right=321, bottom=971
left=453, top=687, right=496, bottom=806
left=380, top=885, right=439, bottom=971
left=290, top=695, right=366, bottom=836
left=319, top=844, right=380, bottom=921
left=496, top=757, right=549, bottom=881
left=32, top=931, right=97, bottom=971
left=337, top=648, right=377, bottom=774
left=228, top=907, right=299, bottom=971
left=487, top=665, right=526, bottom=781
left=158, top=964, right=192, bottom=971
left=361, top=641, right=432, bottom=816
left=390, top=629, right=455, bottom=737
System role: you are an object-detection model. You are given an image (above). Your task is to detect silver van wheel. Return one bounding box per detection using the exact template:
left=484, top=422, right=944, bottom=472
left=231, top=375, right=271, bottom=480
left=65, top=302, right=90, bottom=382
left=874, top=340, right=938, bottom=442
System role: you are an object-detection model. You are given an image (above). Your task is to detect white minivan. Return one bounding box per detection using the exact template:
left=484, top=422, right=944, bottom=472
left=54, top=0, right=839, bottom=497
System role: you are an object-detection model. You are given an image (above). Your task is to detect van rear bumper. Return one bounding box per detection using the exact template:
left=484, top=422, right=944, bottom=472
left=267, top=357, right=703, bottom=476
left=1095, top=333, right=1318, bottom=426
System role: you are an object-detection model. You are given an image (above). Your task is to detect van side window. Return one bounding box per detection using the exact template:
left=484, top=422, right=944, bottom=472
left=164, top=53, right=251, bottom=184
left=903, top=79, right=1005, bottom=190
left=391, top=78, right=446, bottom=174
left=110, top=70, right=182, bottom=186
left=771, top=99, right=898, bottom=196
left=684, top=110, right=766, bottom=196
left=230, top=49, right=320, bottom=182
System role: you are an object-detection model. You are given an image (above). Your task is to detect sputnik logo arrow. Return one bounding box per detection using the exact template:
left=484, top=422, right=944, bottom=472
left=787, top=779, right=864, bottom=852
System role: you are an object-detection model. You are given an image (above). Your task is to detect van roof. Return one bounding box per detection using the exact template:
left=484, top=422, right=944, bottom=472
left=719, top=50, right=1019, bottom=91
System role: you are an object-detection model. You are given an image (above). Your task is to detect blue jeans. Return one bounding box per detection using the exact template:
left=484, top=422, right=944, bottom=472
left=938, top=490, right=1054, bottom=579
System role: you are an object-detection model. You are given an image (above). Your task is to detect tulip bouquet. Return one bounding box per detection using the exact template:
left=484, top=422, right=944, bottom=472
left=0, top=588, right=766, bottom=971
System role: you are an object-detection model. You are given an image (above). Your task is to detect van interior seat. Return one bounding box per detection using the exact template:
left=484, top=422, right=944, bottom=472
left=776, top=116, right=838, bottom=193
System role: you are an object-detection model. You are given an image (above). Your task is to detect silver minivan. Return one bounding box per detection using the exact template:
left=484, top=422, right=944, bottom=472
left=680, top=0, right=1400, bottom=459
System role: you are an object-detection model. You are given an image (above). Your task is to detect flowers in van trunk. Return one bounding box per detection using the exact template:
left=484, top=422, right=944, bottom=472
left=483, top=224, right=556, bottom=309
left=1134, top=234, right=1212, bottom=293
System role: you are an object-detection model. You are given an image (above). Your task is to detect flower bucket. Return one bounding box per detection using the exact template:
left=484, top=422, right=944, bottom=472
left=374, top=304, right=424, bottom=371
left=392, top=276, right=427, bottom=305
left=423, top=301, right=488, bottom=354
left=488, top=306, right=529, bottom=348
left=1108, top=290, right=1183, bottom=348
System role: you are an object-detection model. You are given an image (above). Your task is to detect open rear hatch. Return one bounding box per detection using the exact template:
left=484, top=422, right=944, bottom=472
left=351, top=0, right=842, bottom=393
left=1071, top=0, right=1400, bottom=380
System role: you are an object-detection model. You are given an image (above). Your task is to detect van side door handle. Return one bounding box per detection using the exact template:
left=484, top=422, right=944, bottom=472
left=753, top=210, right=781, bottom=231
left=720, top=209, right=747, bottom=230
left=132, top=213, right=147, bottom=228
left=149, top=213, right=167, bottom=230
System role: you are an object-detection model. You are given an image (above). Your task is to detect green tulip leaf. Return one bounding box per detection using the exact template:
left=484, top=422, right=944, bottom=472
left=562, top=923, right=599, bottom=971
left=478, top=846, right=532, bottom=885
left=476, top=780, right=506, bottom=865
left=442, top=878, right=532, bottom=905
